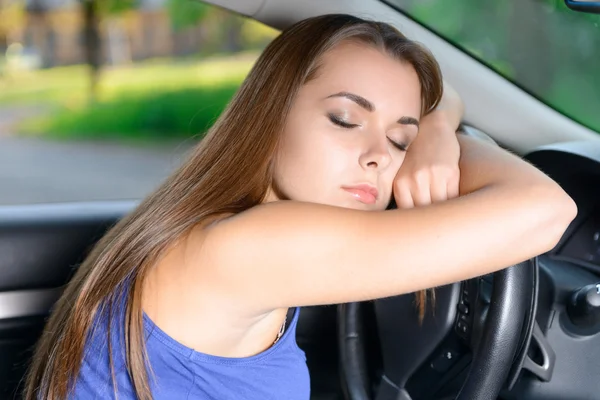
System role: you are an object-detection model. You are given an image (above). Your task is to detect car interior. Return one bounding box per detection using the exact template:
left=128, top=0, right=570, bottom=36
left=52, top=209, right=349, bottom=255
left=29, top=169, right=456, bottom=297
left=1, top=0, right=600, bottom=399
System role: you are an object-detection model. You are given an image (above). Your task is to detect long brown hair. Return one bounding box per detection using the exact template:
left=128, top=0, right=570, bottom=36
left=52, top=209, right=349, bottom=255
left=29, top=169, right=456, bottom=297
left=25, top=14, right=443, bottom=400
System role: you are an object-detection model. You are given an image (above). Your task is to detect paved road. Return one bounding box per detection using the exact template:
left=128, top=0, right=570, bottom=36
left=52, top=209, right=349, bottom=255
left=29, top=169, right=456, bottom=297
left=0, top=134, right=194, bottom=205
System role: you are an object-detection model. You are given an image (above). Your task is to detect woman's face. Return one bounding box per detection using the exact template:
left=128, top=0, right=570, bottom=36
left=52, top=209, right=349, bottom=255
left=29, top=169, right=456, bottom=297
left=270, top=42, right=423, bottom=211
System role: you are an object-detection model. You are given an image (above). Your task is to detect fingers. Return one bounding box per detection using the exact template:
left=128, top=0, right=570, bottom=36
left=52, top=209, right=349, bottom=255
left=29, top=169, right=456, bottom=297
left=413, top=174, right=433, bottom=207
left=430, top=176, right=448, bottom=204
left=394, top=168, right=460, bottom=209
left=394, top=183, right=415, bottom=209
left=394, top=174, right=433, bottom=209
left=446, top=175, right=460, bottom=200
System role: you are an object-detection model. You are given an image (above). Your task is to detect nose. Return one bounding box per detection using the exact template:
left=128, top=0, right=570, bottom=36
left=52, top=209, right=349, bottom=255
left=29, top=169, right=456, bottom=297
left=358, top=134, right=392, bottom=171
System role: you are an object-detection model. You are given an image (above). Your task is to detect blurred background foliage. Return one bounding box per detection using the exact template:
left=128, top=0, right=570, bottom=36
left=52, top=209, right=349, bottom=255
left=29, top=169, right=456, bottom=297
left=0, top=0, right=598, bottom=142
left=0, top=0, right=277, bottom=140
left=388, top=0, right=600, bottom=132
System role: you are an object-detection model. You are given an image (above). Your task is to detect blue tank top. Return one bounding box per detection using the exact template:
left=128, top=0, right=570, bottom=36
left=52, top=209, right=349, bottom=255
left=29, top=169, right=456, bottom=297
left=72, top=292, right=310, bottom=399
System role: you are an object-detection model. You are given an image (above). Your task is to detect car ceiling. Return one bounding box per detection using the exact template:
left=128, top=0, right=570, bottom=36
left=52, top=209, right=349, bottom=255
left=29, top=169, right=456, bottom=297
left=201, top=0, right=599, bottom=154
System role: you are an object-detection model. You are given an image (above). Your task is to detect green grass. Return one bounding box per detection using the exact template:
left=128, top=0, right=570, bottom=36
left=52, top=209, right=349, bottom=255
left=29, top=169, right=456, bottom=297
left=0, top=52, right=257, bottom=140
left=20, top=85, right=240, bottom=141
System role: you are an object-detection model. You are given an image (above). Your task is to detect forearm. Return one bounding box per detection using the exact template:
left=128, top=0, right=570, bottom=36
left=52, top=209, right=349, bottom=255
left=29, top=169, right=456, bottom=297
left=421, top=80, right=465, bottom=130
left=457, top=134, right=566, bottom=198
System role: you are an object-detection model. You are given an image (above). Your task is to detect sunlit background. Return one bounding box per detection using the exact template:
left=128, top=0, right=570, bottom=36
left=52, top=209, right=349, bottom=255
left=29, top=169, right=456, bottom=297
left=0, top=0, right=278, bottom=204
left=0, top=0, right=598, bottom=205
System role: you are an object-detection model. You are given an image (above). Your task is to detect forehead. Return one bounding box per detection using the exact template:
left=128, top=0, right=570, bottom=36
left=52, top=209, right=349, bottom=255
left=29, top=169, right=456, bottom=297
left=303, top=42, right=422, bottom=117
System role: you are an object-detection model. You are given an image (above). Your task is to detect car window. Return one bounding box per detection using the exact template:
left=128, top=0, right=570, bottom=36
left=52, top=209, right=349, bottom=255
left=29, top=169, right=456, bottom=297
left=0, top=1, right=278, bottom=205
left=383, top=0, right=600, bottom=133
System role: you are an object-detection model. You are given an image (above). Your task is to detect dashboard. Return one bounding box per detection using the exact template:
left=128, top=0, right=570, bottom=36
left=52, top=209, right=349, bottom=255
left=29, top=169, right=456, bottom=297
left=556, top=205, right=600, bottom=268
left=495, top=140, right=600, bottom=400
left=459, top=126, right=600, bottom=272
left=525, top=141, right=600, bottom=274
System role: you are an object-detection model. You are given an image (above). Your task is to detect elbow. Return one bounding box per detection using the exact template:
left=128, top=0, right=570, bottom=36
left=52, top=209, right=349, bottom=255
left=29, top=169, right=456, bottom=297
left=538, top=186, right=578, bottom=252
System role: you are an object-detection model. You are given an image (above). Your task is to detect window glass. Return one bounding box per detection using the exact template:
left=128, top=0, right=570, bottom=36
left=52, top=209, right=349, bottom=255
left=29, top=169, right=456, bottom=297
left=383, top=0, right=600, bottom=133
left=0, top=0, right=278, bottom=204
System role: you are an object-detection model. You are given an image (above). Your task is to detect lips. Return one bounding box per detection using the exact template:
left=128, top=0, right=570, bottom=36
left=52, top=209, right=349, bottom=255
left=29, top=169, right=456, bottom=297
left=342, top=184, right=379, bottom=205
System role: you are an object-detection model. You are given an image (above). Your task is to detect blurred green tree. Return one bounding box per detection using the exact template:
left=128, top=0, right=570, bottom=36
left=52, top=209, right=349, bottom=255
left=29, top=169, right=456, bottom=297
left=81, top=0, right=214, bottom=102
left=166, top=0, right=210, bottom=30
left=81, top=0, right=138, bottom=103
left=81, top=0, right=101, bottom=103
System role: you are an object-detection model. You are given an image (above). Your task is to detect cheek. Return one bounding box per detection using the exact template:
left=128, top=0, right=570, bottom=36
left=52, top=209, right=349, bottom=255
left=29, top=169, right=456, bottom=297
left=282, top=119, right=355, bottom=174
left=393, top=152, right=407, bottom=170
left=273, top=127, right=357, bottom=202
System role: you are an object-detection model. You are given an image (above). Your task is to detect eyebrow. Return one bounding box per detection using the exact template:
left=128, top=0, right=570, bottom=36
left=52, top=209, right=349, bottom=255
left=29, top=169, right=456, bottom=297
left=326, top=91, right=420, bottom=127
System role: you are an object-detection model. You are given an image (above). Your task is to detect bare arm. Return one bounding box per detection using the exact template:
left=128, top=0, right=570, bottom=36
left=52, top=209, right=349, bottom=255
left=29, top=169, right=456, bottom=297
left=436, top=79, right=465, bottom=129
left=201, top=135, right=576, bottom=311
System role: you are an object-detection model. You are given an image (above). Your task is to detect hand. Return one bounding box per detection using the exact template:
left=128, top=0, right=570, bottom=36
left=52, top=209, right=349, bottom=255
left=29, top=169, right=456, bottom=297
left=393, top=115, right=461, bottom=209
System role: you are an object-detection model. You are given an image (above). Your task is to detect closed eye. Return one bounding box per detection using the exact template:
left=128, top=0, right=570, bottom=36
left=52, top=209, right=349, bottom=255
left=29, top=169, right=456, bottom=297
left=328, top=113, right=360, bottom=129
left=389, top=139, right=408, bottom=152
left=328, top=113, right=408, bottom=151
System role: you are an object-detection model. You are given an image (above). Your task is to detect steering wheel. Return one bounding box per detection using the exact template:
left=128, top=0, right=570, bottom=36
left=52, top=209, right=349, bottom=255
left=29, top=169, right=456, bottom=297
left=338, top=259, right=539, bottom=400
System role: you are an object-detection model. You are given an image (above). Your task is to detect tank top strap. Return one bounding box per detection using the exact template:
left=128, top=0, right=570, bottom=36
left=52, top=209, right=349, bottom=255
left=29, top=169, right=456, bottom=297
left=274, top=307, right=300, bottom=345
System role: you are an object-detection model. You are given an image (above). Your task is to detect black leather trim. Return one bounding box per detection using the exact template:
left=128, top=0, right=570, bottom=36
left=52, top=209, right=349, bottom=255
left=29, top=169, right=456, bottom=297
left=0, top=201, right=135, bottom=291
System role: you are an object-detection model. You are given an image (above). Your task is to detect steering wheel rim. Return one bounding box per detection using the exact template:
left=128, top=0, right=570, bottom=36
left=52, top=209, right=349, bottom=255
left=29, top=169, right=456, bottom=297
left=338, top=259, right=537, bottom=400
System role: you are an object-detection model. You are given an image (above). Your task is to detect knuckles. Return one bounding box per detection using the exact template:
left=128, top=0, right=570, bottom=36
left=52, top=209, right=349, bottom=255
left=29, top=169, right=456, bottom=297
left=395, top=164, right=459, bottom=186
